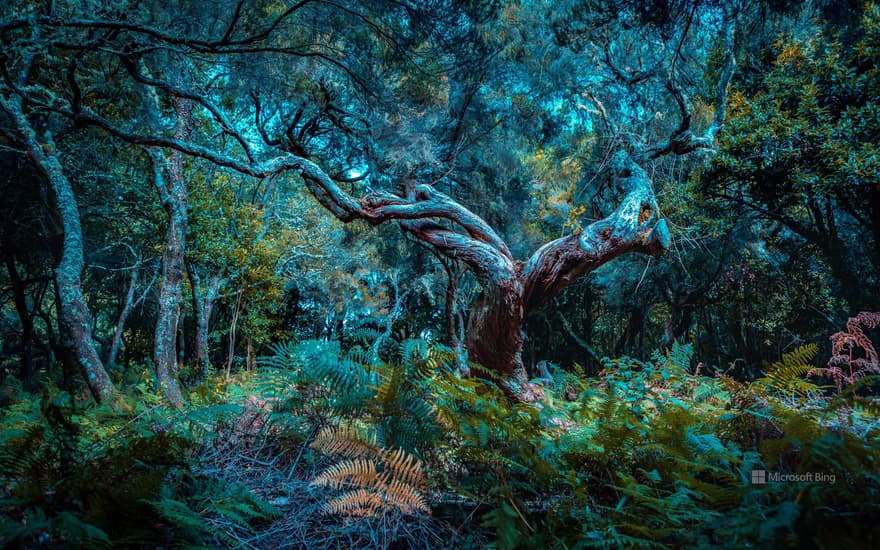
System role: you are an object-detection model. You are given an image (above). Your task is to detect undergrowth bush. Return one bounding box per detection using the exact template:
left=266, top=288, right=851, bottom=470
left=249, top=335, right=880, bottom=548
left=0, top=374, right=276, bottom=549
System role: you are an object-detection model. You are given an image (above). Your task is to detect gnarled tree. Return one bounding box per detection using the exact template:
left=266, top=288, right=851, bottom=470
left=0, top=0, right=737, bottom=401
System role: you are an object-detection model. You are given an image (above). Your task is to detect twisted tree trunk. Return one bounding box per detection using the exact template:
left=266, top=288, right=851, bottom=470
left=0, top=95, right=115, bottom=402
left=392, top=153, right=670, bottom=396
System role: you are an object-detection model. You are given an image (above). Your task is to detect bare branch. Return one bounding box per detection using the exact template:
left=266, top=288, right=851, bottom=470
left=400, top=219, right=516, bottom=288
left=637, top=12, right=736, bottom=160
left=361, top=185, right=512, bottom=259
left=120, top=55, right=255, bottom=161
left=602, top=40, right=654, bottom=86
left=220, top=0, right=247, bottom=44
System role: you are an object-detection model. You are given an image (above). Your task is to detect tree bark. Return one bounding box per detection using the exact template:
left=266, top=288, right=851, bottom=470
left=153, top=193, right=186, bottom=405
left=442, top=262, right=468, bottom=372
left=246, top=338, right=256, bottom=371
left=106, top=268, right=138, bottom=366
left=188, top=262, right=223, bottom=380
left=466, top=275, right=529, bottom=388
left=226, top=289, right=244, bottom=379
left=149, top=97, right=194, bottom=407
left=0, top=96, right=115, bottom=402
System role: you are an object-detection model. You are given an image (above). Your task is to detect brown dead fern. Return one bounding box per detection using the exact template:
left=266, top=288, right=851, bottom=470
left=810, top=311, right=880, bottom=392
left=310, top=425, right=381, bottom=459
left=310, top=425, right=430, bottom=517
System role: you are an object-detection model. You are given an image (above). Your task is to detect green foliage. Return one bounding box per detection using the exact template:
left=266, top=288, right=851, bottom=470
left=0, top=386, right=276, bottom=548
left=255, top=335, right=443, bottom=454
left=758, top=343, right=823, bottom=398
left=705, top=4, right=880, bottom=311
left=257, top=339, right=377, bottom=420
left=426, top=342, right=880, bottom=549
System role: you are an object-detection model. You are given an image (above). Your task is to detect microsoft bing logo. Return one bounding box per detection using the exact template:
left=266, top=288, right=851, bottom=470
left=750, top=469, right=835, bottom=484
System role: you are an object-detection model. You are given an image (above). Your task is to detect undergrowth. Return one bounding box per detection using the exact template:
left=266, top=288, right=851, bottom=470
left=2, top=332, right=879, bottom=549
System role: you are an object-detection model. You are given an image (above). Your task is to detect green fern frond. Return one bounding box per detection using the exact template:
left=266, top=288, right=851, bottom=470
left=692, top=381, right=728, bottom=404
left=661, top=341, right=694, bottom=373
left=348, top=327, right=384, bottom=347
left=400, top=338, right=428, bottom=364
left=259, top=341, right=300, bottom=370
left=344, top=346, right=374, bottom=367
left=759, top=344, right=820, bottom=397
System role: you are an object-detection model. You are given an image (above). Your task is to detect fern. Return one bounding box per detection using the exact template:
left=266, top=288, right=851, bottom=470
left=311, top=425, right=380, bottom=458
left=255, top=339, right=376, bottom=418
left=309, top=425, right=430, bottom=517
left=322, top=488, right=385, bottom=516
left=692, top=381, right=728, bottom=404
left=758, top=344, right=821, bottom=398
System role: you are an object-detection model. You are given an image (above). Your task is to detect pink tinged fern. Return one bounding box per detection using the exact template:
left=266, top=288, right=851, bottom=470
left=809, top=312, right=880, bottom=392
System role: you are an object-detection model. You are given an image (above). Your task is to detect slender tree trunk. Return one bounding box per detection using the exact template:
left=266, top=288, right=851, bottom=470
left=226, top=289, right=243, bottom=379
left=4, top=254, right=35, bottom=389
left=443, top=264, right=467, bottom=372
left=615, top=306, right=645, bottom=356
left=51, top=283, right=78, bottom=394
left=150, top=98, right=194, bottom=407
left=662, top=302, right=693, bottom=351
left=106, top=268, right=138, bottom=366
left=246, top=338, right=256, bottom=371
left=0, top=96, right=115, bottom=402
left=188, top=262, right=223, bottom=380
left=556, top=310, right=601, bottom=366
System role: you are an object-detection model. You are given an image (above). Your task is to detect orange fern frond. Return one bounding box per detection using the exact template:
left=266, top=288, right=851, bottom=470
left=324, top=489, right=385, bottom=516
left=381, top=447, right=427, bottom=491
left=815, top=311, right=880, bottom=392
left=310, top=424, right=431, bottom=517
left=310, top=458, right=387, bottom=490
left=310, top=425, right=380, bottom=458
left=382, top=478, right=431, bottom=514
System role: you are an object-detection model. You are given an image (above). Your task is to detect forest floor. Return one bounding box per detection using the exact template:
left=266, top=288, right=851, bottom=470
left=193, top=400, right=465, bottom=549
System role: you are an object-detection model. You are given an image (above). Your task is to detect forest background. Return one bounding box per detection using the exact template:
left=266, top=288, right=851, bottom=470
left=1, top=0, right=879, bottom=548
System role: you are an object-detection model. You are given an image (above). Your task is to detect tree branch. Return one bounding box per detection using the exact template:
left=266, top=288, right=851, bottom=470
left=522, top=152, right=669, bottom=314
left=637, top=11, right=736, bottom=160
left=120, top=55, right=255, bottom=161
